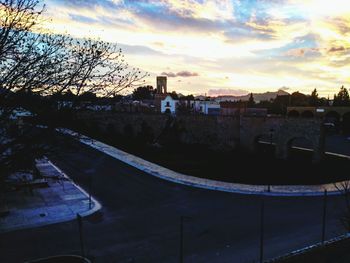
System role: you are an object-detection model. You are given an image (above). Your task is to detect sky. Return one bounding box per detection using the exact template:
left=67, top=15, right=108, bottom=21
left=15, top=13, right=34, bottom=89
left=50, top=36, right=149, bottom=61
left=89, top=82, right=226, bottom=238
left=43, top=0, right=350, bottom=97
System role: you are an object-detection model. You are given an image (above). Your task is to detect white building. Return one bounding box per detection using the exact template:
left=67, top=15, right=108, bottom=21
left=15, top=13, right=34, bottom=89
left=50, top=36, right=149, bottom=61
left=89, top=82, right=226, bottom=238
left=161, top=95, right=178, bottom=114
left=194, top=100, right=220, bottom=115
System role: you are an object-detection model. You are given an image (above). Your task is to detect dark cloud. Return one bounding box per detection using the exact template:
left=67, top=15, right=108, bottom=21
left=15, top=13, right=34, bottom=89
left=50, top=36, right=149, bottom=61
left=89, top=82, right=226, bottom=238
left=176, top=71, right=199, bottom=77
left=328, top=46, right=346, bottom=53
left=279, top=86, right=290, bottom=91
left=328, top=17, right=350, bottom=34
left=208, top=88, right=249, bottom=96
left=161, top=72, right=177, bottom=77
left=53, top=0, right=117, bottom=9
left=161, top=71, right=199, bottom=78
left=52, top=0, right=234, bottom=35
left=121, top=0, right=236, bottom=33
left=119, top=43, right=165, bottom=56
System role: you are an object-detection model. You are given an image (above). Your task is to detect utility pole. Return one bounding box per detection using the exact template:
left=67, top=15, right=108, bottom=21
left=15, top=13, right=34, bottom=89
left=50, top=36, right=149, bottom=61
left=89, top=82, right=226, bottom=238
left=260, top=197, right=265, bottom=263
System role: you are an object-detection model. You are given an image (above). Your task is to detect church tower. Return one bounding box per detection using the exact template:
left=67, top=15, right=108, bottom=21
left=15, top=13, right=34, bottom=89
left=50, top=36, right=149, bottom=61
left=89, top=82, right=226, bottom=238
left=156, top=76, right=167, bottom=94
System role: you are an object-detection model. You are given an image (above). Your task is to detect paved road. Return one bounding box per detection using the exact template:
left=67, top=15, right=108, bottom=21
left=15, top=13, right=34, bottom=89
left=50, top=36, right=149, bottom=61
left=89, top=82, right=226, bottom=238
left=325, top=135, right=350, bottom=156
left=0, top=139, right=348, bottom=263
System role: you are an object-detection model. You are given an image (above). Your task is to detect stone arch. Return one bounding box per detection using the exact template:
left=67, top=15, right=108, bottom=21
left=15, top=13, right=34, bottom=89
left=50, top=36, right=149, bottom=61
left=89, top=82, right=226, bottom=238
left=325, top=111, right=340, bottom=124
left=301, top=110, right=314, bottom=118
left=286, top=136, right=314, bottom=162
left=288, top=110, right=300, bottom=118
left=342, top=112, right=350, bottom=135
left=253, top=133, right=276, bottom=155
left=277, top=134, right=324, bottom=163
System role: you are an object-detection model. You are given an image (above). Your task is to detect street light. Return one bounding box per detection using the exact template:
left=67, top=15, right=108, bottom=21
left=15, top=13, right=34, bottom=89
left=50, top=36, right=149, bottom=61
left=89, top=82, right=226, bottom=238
left=269, top=128, right=275, bottom=146
left=267, top=128, right=275, bottom=193
left=180, top=216, right=192, bottom=263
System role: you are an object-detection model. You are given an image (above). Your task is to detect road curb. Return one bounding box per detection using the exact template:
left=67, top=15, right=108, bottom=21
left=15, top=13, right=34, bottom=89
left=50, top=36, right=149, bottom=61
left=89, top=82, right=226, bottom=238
left=25, top=254, right=91, bottom=263
left=265, top=233, right=350, bottom=262
left=0, top=159, right=102, bottom=234
left=47, top=159, right=102, bottom=217
left=58, top=128, right=346, bottom=197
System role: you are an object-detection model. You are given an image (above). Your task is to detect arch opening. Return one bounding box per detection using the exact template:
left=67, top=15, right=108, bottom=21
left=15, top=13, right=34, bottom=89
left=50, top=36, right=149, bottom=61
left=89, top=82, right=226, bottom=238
left=288, top=110, right=300, bottom=118
left=343, top=112, right=350, bottom=135
left=324, top=111, right=341, bottom=134
left=254, top=134, right=276, bottom=157
left=325, top=111, right=340, bottom=124
left=301, top=111, right=314, bottom=118
left=287, top=137, right=314, bottom=163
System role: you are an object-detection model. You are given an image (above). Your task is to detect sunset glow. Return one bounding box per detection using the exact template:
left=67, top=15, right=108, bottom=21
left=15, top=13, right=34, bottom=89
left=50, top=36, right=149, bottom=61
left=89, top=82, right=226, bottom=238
left=43, top=0, right=350, bottom=96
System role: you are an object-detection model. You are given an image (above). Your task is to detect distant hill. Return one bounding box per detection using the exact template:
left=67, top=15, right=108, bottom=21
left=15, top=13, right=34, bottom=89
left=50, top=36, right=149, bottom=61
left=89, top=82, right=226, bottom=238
left=215, top=89, right=290, bottom=102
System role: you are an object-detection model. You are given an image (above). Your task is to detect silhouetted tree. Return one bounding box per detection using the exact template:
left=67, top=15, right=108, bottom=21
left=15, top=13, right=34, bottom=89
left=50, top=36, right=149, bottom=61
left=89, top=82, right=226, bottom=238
left=170, top=91, right=179, bottom=100
left=309, top=88, right=320, bottom=106
left=290, top=92, right=308, bottom=106
left=269, top=95, right=290, bottom=115
left=78, top=92, right=97, bottom=102
left=132, top=85, right=154, bottom=100
left=247, top=93, right=255, bottom=108
left=333, top=86, right=350, bottom=106
left=179, top=95, right=195, bottom=101
left=0, top=0, right=148, bottom=193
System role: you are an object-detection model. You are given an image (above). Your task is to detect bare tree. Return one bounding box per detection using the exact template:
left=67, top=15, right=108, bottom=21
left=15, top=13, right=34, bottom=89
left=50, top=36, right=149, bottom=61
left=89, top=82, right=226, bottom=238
left=0, top=0, right=148, bottom=98
left=0, top=0, right=148, bottom=191
left=334, top=181, right=350, bottom=231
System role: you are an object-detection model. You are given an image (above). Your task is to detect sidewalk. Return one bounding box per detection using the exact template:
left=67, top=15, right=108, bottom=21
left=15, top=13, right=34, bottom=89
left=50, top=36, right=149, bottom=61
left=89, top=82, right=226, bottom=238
left=58, top=128, right=347, bottom=197
left=0, top=159, right=101, bottom=233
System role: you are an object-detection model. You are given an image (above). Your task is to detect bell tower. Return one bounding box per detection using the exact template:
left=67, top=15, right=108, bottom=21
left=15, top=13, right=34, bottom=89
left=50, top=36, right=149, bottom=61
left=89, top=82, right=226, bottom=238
left=156, top=76, right=167, bottom=94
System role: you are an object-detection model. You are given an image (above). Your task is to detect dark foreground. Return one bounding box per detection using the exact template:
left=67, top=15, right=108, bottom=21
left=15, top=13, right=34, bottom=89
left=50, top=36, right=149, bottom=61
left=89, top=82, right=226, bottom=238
left=274, top=236, right=350, bottom=263
left=0, top=138, right=349, bottom=263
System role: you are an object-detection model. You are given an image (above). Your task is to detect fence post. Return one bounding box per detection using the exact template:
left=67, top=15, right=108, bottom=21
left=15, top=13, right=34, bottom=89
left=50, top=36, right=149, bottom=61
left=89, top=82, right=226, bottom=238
left=89, top=175, right=92, bottom=210
left=322, top=189, right=328, bottom=244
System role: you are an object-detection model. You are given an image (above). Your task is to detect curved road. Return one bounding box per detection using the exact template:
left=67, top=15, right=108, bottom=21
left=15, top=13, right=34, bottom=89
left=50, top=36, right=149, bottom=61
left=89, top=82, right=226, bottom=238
left=0, top=139, right=348, bottom=263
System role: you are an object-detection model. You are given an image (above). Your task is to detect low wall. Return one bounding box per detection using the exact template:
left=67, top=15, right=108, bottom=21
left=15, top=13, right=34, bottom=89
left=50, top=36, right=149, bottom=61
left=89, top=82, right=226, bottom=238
left=75, top=112, right=240, bottom=150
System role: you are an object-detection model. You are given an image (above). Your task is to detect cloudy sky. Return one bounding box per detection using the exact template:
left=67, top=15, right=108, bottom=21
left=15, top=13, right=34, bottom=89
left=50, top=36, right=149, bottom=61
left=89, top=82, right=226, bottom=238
left=43, top=0, right=350, bottom=97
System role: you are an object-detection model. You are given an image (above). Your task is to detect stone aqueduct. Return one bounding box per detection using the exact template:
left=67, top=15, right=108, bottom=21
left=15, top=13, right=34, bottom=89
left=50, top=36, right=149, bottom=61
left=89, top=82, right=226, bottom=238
left=239, top=117, right=325, bottom=163
left=77, top=112, right=326, bottom=163
left=287, top=106, right=350, bottom=123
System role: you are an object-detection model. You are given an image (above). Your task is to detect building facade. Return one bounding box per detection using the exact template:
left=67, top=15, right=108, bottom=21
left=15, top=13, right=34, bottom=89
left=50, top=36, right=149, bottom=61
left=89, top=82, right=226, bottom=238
left=161, top=95, right=178, bottom=114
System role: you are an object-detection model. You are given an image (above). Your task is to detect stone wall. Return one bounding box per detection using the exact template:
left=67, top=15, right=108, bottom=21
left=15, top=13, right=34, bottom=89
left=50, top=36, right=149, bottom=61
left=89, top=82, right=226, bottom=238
left=75, top=112, right=325, bottom=161
left=76, top=112, right=241, bottom=150
left=239, top=116, right=325, bottom=162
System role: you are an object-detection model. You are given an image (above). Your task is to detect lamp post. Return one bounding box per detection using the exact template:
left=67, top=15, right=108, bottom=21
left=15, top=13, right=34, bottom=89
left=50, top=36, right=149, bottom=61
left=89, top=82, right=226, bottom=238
left=269, top=128, right=275, bottom=146
left=85, top=169, right=95, bottom=210
left=267, top=128, right=275, bottom=193
left=179, top=216, right=192, bottom=263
